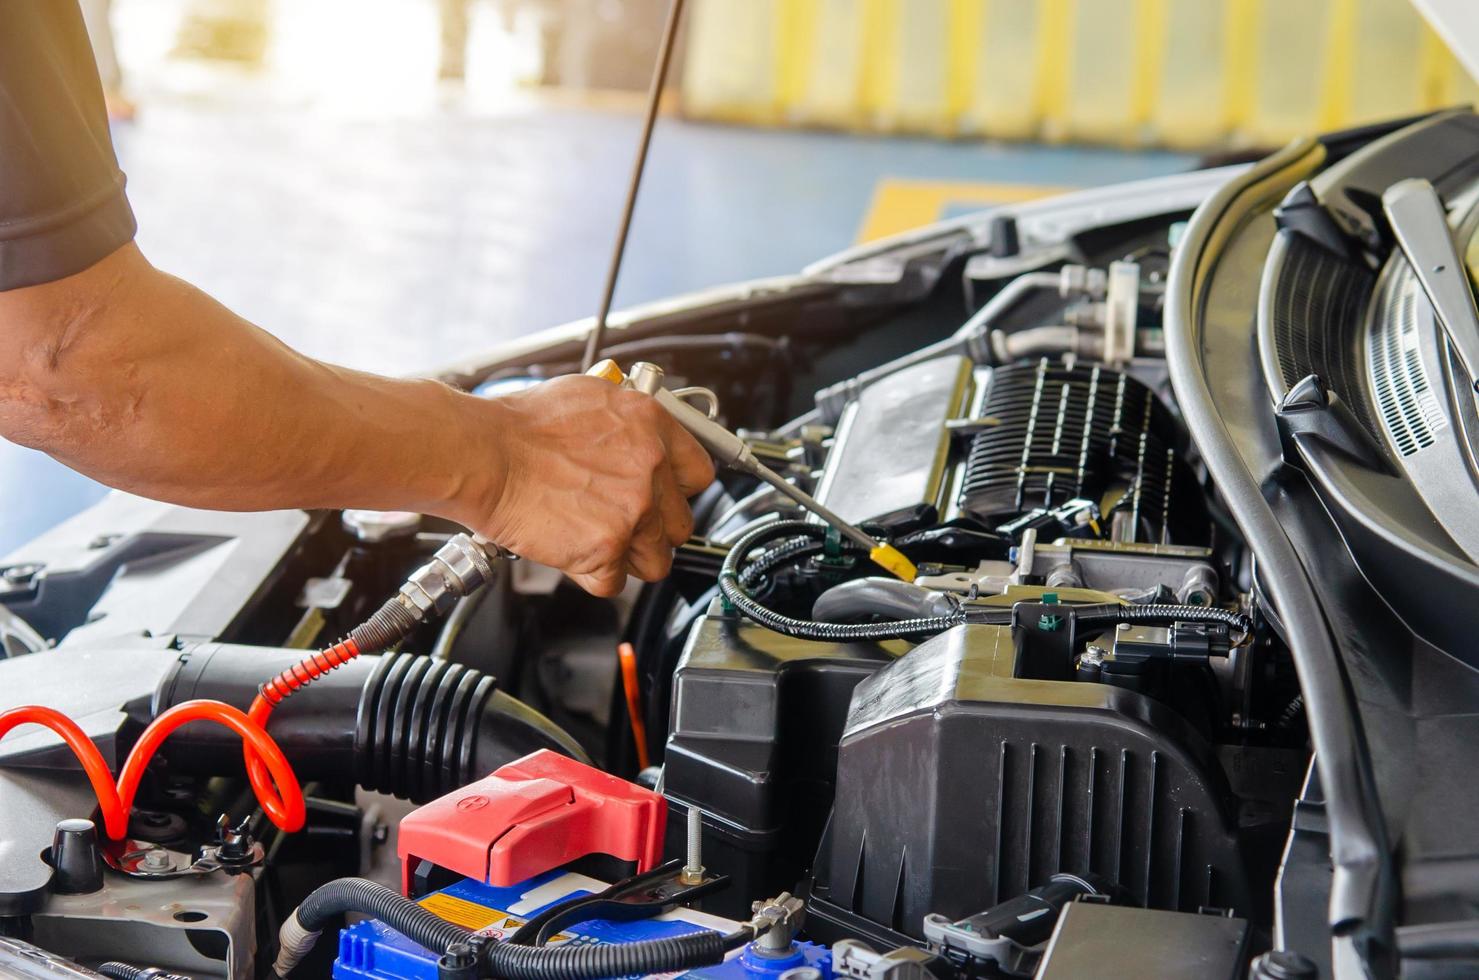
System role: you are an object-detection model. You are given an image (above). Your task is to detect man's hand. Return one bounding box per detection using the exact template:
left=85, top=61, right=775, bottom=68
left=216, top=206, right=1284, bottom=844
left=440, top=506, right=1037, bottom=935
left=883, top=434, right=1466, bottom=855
left=468, top=375, right=715, bottom=597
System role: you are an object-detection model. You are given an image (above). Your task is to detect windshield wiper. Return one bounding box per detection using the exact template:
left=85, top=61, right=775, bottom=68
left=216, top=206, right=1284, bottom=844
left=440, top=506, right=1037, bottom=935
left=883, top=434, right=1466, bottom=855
left=1382, top=178, right=1479, bottom=394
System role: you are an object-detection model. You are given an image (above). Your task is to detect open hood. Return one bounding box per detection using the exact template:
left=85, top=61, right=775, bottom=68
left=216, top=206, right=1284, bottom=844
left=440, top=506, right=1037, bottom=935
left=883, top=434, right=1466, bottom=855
left=1412, top=0, right=1479, bottom=81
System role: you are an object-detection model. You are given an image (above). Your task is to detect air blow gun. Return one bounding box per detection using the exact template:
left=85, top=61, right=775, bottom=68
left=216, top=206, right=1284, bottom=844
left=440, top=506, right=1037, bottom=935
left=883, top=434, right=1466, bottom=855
left=586, top=358, right=918, bottom=582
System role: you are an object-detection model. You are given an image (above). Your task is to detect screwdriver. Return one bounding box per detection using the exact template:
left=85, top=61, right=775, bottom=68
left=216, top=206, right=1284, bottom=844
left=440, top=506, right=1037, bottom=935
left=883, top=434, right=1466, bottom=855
left=588, top=359, right=918, bottom=582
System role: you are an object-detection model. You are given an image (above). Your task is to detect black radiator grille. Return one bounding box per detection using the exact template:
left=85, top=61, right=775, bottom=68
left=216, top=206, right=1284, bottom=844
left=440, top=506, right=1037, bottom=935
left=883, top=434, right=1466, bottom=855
left=960, top=359, right=1191, bottom=542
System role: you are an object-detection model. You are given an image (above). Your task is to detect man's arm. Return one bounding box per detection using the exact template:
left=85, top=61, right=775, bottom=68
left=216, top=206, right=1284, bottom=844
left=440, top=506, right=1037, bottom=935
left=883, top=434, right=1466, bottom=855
left=0, top=242, right=715, bottom=597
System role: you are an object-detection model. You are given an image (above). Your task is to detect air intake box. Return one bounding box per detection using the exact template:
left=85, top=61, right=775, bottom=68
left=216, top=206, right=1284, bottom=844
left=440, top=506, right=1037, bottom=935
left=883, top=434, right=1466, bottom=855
left=807, top=624, right=1252, bottom=945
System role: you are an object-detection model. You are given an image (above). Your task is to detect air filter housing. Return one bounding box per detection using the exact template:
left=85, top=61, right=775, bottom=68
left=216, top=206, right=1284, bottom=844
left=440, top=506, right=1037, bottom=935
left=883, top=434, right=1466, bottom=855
left=806, top=624, right=1253, bottom=945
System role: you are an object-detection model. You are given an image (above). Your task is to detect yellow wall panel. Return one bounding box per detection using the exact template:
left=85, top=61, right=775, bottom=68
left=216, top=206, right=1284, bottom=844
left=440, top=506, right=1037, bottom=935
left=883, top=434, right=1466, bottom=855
left=967, top=0, right=1042, bottom=138
left=1152, top=0, right=1229, bottom=147
left=889, top=0, right=952, bottom=132
left=791, top=0, right=870, bottom=127
left=1057, top=0, right=1140, bottom=144
left=680, top=0, right=779, bottom=123
left=680, top=0, right=1478, bottom=149
left=1248, top=0, right=1329, bottom=144
left=1350, top=0, right=1427, bottom=122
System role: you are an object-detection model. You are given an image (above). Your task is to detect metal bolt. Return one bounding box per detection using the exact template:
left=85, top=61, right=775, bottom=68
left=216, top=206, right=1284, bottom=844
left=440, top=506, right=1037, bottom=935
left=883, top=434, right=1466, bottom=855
left=140, top=847, right=174, bottom=872
left=438, top=941, right=480, bottom=979
left=217, top=815, right=252, bottom=861
left=1081, top=644, right=1107, bottom=667
left=680, top=805, right=705, bottom=885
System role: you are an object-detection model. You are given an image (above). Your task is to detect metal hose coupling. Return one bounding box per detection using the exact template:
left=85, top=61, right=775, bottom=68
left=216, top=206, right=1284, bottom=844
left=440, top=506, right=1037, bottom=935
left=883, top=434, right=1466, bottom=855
left=397, top=533, right=497, bottom=621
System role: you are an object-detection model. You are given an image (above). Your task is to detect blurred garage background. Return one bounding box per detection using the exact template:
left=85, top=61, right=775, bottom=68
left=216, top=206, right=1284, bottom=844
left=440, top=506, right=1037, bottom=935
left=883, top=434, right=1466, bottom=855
left=3, top=0, right=1473, bottom=552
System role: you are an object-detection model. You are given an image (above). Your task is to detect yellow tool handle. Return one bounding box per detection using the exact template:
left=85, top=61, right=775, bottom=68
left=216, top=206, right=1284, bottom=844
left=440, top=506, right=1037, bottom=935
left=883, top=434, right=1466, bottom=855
left=586, top=358, right=628, bottom=385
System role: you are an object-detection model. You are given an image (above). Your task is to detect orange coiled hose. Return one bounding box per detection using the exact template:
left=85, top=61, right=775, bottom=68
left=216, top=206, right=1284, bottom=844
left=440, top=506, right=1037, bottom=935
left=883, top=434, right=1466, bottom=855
left=0, top=700, right=303, bottom=840
left=256, top=638, right=361, bottom=708
left=242, top=637, right=362, bottom=820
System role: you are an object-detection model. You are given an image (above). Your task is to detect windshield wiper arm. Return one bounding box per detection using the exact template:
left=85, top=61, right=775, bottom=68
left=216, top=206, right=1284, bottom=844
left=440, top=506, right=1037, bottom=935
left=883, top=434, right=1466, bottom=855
left=1383, top=177, right=1479, bottom=394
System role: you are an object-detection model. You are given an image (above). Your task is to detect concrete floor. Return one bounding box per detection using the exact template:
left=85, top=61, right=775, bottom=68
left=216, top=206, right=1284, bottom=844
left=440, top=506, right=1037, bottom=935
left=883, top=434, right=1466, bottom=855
left=0, top=86, right=1197, bottom=555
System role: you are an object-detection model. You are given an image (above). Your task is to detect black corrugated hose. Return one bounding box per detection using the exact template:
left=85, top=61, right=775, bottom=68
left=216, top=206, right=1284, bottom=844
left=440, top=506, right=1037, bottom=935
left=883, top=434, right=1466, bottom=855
left=299, top=878, right=464, bottom=948
left=273, top=877, right=746, bottom=979
left=482, top=928, right=739, bottom=980
left=98, top=964, right=189, bottom=980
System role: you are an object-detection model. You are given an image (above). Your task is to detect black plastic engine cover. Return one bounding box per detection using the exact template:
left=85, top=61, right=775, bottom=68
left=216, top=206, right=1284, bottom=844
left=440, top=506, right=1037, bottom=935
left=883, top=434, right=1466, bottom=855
left=660, top=603, right=902, bottom=918
left=808, top=623, right=1252, bottom=944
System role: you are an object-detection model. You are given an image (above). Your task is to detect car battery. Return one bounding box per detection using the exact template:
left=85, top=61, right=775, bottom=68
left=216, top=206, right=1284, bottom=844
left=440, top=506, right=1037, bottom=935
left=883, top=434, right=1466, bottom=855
left=340, top=750, right=831, bottom=980
left=333, top=868, right=832, bottom=979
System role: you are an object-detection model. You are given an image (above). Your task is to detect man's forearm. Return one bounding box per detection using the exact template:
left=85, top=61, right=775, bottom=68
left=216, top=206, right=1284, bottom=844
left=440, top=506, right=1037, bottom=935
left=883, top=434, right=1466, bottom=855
left=0, top=241, right=714, bottom=596
left=0, top=243, right=501, bottom=527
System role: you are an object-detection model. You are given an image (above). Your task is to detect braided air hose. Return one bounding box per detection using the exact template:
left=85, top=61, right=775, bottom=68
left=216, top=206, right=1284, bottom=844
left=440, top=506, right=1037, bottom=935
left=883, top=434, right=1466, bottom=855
left=721, top=520, right=1256, bottom=643
left=736, top=535, right=829, bottom=589
left=1076, top=602, right=1253, bottom=638
left=274, top=878, right=739, bottom=979
left=719, top=520, right=966, bottom=641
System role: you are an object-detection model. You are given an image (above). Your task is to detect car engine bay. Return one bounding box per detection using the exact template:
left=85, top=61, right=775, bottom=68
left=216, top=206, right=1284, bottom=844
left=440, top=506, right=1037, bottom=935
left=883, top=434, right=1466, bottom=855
left=8, top=109, right=1479, bottom=979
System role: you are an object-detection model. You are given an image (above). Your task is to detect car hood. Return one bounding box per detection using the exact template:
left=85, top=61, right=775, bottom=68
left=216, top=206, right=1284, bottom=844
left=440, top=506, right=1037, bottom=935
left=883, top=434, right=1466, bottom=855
left=1412, top=0, right=1479, bottom=80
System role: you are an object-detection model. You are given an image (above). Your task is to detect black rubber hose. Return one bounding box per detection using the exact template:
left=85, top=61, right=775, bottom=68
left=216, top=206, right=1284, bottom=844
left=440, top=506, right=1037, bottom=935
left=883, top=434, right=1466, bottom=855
left=1163, top=137, right=1393, bottom=954
left=157, top=647, right=588, bottom=802
left=98, top=965, right=187, bottom=980
left=283, top=878, right=741, bottom=980
left=720, top=520, right=965, bottom=641
left=296, top=878, right=466, bottom=954
left=482, top=928, right=739, bottom=980
left=98, top=966, right=147, bottom=980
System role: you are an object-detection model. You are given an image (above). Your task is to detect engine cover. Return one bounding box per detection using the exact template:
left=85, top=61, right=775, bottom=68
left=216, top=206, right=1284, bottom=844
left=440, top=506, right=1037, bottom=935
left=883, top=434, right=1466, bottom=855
left=806, top=623, right=1252, bottom=944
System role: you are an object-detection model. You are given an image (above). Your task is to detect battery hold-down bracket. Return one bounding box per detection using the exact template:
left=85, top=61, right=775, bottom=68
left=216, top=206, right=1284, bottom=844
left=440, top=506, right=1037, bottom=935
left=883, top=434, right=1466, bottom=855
left=398, top=749, right=666, bottom=896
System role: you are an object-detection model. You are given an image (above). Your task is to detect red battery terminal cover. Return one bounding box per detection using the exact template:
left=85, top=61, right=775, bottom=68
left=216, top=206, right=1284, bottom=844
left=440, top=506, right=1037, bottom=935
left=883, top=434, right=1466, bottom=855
left=397, top=749, right=667, bottom=895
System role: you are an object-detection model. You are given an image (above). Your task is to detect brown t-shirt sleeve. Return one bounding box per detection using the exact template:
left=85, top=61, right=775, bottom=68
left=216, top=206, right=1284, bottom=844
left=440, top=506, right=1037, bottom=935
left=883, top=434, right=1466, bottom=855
left=0, top=1, right=137, bottom=291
